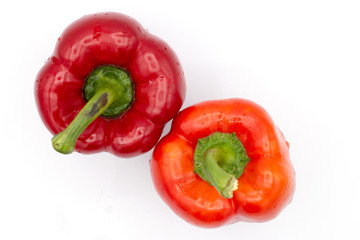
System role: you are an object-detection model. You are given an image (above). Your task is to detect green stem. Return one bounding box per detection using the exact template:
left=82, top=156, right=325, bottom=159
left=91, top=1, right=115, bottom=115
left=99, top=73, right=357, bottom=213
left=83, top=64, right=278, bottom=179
left=52, top=88, right=116, bottom=154
left=193, top=132, right=250, bottom=199
left=51, top=65, right=134, bottom=155
left=202, top=148, right=238, bottom=199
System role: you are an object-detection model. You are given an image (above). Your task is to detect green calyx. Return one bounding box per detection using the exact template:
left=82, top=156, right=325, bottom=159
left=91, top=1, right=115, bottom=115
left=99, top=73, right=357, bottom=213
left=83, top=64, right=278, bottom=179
left=194, top=132, right=250, bottom=199
left=84, top=65, right=134, bottom=118
left=52, top=65, right=134, bottom=154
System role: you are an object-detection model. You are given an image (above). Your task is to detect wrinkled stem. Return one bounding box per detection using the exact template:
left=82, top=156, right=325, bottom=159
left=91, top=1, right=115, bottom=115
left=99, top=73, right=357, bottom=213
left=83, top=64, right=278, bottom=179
left=52, top=88, right=116, bottom=154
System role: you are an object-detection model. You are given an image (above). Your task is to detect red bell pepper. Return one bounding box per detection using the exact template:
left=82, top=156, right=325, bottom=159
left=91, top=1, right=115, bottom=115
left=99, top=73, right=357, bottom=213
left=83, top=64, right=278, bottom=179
left=150, top=99, right=295, bottom=228
left=35, top=12, right=186, bottom=157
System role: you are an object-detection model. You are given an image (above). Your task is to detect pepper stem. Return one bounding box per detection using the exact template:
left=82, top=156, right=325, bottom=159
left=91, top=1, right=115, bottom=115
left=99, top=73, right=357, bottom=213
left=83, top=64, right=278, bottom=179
left=202, top=149, right=239, bottom=198
left=51, top=65, right=134, bottom=154
left=52, top=88, right=116, bottom=154
left=193, top=132, right=250, bottom=199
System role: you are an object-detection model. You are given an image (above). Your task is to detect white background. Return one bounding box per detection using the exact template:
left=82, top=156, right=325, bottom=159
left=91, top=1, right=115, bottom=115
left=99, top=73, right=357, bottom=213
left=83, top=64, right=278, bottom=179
left=0, top=0, right=359, bottom=239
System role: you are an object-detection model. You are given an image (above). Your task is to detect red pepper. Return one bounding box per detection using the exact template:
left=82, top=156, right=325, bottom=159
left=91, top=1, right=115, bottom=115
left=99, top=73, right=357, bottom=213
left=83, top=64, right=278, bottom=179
left=35, top=12, right=185, bottom=157
left=150, top=99, right=295, bottom=228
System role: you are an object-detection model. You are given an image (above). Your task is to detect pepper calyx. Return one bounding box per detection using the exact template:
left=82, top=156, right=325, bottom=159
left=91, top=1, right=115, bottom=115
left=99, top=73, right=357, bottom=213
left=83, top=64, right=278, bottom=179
left=84, top=65, right=134, bottom=118
left=193, top=132, right=250, bottom=198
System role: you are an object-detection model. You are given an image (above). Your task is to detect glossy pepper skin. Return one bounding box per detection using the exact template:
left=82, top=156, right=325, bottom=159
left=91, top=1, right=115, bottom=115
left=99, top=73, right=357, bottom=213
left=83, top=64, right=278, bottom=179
left=35, top=12, right=185, bottom=157
left=150, top=99, right=295, bottom=228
